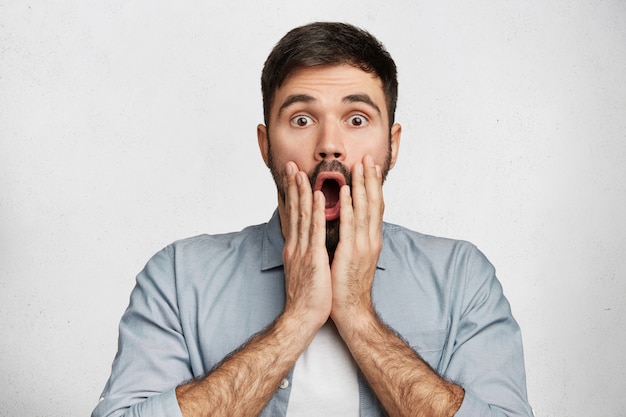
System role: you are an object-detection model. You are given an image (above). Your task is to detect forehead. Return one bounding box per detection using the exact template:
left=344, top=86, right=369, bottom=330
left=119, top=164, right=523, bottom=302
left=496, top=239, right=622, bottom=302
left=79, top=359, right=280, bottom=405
left=272, top=65, right=387, bottom=113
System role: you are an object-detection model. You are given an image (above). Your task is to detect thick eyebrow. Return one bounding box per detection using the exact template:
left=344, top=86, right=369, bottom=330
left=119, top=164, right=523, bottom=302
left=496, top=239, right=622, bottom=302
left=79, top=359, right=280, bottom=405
left=343, top=94, right=381, bottom=115
left=276, top=93, right=382, bottom=117
left=277, top=94, right=316, bottom=116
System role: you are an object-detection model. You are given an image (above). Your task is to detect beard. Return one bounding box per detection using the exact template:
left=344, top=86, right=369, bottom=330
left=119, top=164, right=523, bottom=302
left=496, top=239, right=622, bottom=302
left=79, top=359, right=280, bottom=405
left=266, top=140, right=392, bottom=262
left=308, top=160, right=351, bottom=261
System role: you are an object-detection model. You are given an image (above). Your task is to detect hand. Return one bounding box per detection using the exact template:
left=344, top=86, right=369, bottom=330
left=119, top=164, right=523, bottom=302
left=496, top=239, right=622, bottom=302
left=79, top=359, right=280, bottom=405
left=330, top=155, right=384, bottom=323
left=280, top=161, right=332, bottom=329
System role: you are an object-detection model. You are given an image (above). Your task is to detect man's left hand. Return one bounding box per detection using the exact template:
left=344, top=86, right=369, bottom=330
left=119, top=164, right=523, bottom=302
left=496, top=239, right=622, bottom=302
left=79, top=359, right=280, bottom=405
left=330, top=154, right=384, bottom=324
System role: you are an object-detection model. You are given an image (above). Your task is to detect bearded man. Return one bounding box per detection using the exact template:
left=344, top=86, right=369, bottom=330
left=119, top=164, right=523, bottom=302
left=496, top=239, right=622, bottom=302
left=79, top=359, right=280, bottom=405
left=93, top=22, right=532, bottom=417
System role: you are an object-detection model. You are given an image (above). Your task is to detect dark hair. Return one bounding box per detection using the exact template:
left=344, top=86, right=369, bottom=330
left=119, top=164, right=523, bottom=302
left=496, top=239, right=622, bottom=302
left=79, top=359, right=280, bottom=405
left=261, top=22, right=398, bottom=127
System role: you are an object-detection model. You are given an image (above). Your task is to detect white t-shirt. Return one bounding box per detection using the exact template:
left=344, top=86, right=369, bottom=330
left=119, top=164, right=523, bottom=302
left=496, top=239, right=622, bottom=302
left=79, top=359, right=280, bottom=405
left=285, top=320, right=360, bottom=417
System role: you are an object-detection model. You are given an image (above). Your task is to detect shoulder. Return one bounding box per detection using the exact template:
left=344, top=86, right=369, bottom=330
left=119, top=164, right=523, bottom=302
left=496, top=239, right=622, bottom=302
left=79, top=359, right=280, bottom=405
left=382, top=221, right=477, bottom=256
left=137, top=222, right=268, bottom=285
left=381, top=221, right=494, bottom=279
left=166, top=222, right=266, bottom=256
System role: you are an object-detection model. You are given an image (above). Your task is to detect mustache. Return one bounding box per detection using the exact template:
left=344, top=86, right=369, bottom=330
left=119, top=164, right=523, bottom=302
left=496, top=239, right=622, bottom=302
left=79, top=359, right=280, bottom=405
left=309, top=160, right=352, bottom=189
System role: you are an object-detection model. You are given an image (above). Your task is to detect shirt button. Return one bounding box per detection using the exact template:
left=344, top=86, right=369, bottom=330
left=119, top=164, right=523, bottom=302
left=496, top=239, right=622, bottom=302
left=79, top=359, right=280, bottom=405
left=279, top=378, right=289, bottom=389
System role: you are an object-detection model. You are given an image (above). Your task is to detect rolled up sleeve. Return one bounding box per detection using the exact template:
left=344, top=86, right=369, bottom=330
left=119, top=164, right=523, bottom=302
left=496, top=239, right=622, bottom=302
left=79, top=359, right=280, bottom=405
left=447, top=246, right=533, bottom=417
left=92, top=246, right=190, bottom=417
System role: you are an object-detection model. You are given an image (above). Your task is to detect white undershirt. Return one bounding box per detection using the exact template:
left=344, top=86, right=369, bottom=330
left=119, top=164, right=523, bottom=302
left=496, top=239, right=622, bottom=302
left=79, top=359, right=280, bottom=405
left=285, top=320, right=360, bottom=417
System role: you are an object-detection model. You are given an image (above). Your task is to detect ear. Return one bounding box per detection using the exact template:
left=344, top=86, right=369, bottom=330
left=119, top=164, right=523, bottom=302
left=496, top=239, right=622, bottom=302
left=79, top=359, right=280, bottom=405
left=257, top=124, right=270, bottom=167
left=388, top=123, right=402, bottom=169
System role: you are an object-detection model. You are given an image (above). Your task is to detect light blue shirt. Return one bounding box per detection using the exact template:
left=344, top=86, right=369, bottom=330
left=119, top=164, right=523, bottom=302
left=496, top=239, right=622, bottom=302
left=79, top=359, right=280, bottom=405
left=93, top=210, right=532, bottom=417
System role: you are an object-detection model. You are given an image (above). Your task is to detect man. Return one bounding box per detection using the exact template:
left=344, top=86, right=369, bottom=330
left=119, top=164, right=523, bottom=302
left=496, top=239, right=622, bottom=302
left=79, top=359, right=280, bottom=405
left=93, top=22, right=532, bottom=417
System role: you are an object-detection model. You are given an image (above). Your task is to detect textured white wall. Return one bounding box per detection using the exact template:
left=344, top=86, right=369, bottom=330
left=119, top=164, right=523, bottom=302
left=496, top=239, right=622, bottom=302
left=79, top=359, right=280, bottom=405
left=1, top=1, right=625, bottom=416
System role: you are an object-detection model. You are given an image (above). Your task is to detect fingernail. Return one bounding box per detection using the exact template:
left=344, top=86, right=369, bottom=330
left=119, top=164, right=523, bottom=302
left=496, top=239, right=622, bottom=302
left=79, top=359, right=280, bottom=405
left=296, top=172, right=302, bottom=186
left=286, top=163, right=293, bottom=176
left=365, top=155, right=375, bottom=167
left=357, top=162, right=364, bottom=176
left=375, top=165, right=382, bottom=178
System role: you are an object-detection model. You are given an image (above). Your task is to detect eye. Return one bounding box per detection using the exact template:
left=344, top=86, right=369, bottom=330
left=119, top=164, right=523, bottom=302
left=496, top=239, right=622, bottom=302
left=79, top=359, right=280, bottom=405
left=347, top=114, right=368, bottom=127
left=290, top=115, right=313, bottom=127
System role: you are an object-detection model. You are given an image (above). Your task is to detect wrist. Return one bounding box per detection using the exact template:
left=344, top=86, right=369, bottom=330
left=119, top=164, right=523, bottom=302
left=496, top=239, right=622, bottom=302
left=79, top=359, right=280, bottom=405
left=331, top=303, right=379, bottom=341
left=275, top=308, right=325, bottom=349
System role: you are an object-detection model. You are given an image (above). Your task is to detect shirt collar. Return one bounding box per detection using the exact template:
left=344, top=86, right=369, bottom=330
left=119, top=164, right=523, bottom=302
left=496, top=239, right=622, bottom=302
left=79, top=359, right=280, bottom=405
left=260, top=209, right=387, bottom=271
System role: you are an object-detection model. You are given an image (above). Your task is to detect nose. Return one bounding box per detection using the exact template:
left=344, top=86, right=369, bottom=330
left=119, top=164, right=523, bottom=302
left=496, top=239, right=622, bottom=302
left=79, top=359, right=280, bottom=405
left=315, top=121, right=345, bottom=161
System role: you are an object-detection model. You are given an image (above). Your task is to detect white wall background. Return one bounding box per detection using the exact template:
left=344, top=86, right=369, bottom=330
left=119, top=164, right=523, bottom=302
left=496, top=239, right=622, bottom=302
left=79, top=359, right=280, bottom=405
left=1, top=1, right=625, bottom=416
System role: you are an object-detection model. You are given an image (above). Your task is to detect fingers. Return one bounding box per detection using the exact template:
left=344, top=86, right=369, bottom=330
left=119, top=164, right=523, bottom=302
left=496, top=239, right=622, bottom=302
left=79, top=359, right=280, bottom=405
left=295, top=170, right=313, bottom=246
left=363, top=155, right=384, bottom=241
left=281, top=162, right=331, bottom=324
left=331, top=155, right=384, bottom=319
left=283, top=161, right=325, bottom=254
left=283, top=161, right=300, bottom=250
left=338, top=184, right=354, bottom=245
left=311, top=190, right=327, bottom=249
left=347, top=155, right=384, bottom=243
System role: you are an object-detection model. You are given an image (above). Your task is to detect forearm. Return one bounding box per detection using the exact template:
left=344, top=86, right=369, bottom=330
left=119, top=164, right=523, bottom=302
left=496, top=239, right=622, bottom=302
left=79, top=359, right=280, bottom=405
left=175, top=160, right=332, bottom=417
left=335, top=309, right=464, bottom=417
left=175, top=313, right=317, bottom=417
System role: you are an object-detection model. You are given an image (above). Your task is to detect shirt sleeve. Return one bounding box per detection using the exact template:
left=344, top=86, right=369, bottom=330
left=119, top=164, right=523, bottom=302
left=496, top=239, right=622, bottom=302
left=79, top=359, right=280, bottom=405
left=447, top=245, right=533, bottom=417
left=92, top=246, right=189, bottom=417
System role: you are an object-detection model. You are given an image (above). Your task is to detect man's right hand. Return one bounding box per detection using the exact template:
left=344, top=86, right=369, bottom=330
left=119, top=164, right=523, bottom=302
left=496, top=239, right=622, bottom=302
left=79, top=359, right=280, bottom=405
left=176, top=161, right=333, bottom=417
left=280, top=161, right=332, bottom=331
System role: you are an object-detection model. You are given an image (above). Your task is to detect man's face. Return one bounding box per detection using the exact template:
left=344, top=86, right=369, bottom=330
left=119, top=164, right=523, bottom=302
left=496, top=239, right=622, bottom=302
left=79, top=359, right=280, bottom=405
left=257, top=64, right=401, bottom=250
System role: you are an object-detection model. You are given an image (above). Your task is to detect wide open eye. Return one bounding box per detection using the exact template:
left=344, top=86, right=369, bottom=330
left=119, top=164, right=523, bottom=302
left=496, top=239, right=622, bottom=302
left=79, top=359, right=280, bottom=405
left=347, top=114, right=368, bottom=127
left=290, top=115, right=313, bottom=127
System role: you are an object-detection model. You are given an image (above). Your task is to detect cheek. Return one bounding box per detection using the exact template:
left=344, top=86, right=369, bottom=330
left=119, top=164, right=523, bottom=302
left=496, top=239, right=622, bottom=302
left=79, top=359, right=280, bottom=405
left=346, top=142, right=389, bottom=165
left=268, top=143, right=309, bottom=175
left=270, top=140, right=315, bottom=167
left=271, top=149, right=305, bottom=169
left=269, top=128, right=309, bottom=157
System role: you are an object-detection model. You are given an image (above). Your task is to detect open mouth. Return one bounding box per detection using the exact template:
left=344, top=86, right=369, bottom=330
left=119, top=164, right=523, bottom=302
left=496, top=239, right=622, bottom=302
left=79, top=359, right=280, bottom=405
left=314, top=172, right=346, bottom=221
